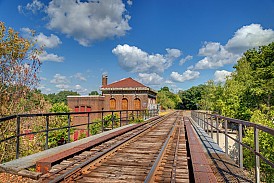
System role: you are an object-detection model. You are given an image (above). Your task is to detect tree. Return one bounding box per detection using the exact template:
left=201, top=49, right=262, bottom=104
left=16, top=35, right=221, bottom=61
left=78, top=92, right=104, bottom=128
left=45, top=90, right=79, bottom=104
left=89, top=90, right=99, bottom=95
left=0, top=21, right=42, bottom=116
left=178, top=84, right=206, bottom=110
left=157, top=87, right=182, bottom=110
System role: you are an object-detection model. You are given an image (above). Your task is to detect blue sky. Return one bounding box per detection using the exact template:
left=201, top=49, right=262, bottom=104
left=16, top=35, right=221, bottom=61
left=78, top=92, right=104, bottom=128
left=1, top=0, right=274, bottom=94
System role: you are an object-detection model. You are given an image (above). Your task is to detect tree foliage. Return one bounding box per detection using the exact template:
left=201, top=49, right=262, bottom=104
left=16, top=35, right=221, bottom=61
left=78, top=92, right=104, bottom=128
left=178, top=84, right=206, bottom=110
left=45, top=90, right=80, bottom=105
left=0, top=21, right=42, bottom=116
left=157, top=87, right=182, bottom=110
left=89, top=90, right=99, bottom=95
left=199, top=42, right=274, bottom=181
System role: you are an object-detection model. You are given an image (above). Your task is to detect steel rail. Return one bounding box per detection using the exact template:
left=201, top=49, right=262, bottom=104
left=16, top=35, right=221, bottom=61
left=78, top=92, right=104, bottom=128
left=144, top=117, right=178, bottom=183
left=48, top=113, right=173, bottom=183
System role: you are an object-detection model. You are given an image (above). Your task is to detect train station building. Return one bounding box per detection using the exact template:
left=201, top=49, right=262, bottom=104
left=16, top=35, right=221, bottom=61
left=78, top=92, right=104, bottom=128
left=67, top=75, right=157, bottom=136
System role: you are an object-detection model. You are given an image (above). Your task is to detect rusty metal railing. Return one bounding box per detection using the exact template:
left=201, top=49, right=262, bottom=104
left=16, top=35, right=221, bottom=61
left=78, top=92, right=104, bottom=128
left=0, top=109, right=158, bottom=161
left=191, top=110, right=274, bottom=183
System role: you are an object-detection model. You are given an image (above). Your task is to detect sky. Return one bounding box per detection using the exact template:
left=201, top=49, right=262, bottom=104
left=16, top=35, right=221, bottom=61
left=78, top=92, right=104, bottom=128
left=1, top=0, right=274, bottom=95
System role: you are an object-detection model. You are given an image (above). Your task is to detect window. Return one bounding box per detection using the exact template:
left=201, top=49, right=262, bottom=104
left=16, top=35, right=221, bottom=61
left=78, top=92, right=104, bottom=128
left=80, top=106, right=85, bottom=112
left=134, top=98, right=141, bottom=110
left=110, top=98, right=116, bottom=110
left=122, top=98, right=128, bottom=110
left=74, top=106, right=79, bottom=112
left=86, top=106, right=91, bottom=112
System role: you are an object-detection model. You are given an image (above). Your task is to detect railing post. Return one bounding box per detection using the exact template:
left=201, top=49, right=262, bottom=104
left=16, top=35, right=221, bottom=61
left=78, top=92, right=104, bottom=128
left=203, top=113, right=206, bottom=130
left=216, top=117, right=219, bottom=146
left=239, top=123, right=243, bottom=168
left=111, top=111, right=114, bottom=129
left=119, top=111, right=122, bottom=127
left=210, top=115, right=213, bottom=138
left=67, top=114, right=71, bottom=143
left=87, top=113, right=90, bottom=137
left=16, top=116, right=20, bottom=159
left=225, top=119, right=228, bottom=155
left=254, top=126, right=260, bottom=183
left=45, top=116, right=49, bottom=150
left=126, top=110, right=128, bottom=124
left=206, top=113, right=209, bottom=134
left=101, top=111, right=104, bottom=132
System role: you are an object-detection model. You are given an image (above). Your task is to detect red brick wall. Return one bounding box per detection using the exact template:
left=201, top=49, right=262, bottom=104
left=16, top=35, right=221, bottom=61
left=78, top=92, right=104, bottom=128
left=67, top=96, right=105, bottom=126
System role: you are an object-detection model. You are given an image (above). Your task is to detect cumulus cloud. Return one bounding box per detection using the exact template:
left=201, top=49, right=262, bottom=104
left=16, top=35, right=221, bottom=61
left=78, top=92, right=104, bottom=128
left=36, top=33, right=62, bottom=48
left=225, top=24, right=274, bottom=54
left=73, top=73, right=87, bottom=81
left=38, top=51, right=64, bottom=62
left=179, top=55, right=193, bottom=66
left=137, top=73, right=164, bottom=85
left=195, top=24, right=274, bottom=70
left=74, top=84, right=88, bottom=94
left=50, top=74, right=69, bottom=84
left=195, top=42, right=240, bottom=69
left=18, top=0, right=45, bottom=14
left=112, top=44, right=181, bottom=74
left=56, top=84, right=70, bottom=90
left=213, top=70, right=232, bottom=83
left=45, top=0, right=131, bottom=46
left=170, top=70, right=200, bottom=83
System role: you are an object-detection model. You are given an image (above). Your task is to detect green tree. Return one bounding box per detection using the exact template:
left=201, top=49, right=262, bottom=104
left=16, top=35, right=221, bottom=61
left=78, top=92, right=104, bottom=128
left=47, top=102, right=72, bottom=148
left=89, top=90, right=99, bottom=95
left=178, top=84, right=206, bottom=110
left=0, top=21, right=42, bottom=116
left=45, top=90, right=79, bottom=105
left=157, top=87, right=182, bottom=109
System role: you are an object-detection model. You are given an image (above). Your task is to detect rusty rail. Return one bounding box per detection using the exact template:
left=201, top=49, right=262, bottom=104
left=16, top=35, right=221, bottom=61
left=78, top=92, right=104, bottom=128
left=0, top=109, right=159, bottom=161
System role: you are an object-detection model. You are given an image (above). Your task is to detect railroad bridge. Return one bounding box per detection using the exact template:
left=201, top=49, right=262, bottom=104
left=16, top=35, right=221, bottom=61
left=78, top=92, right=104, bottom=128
left=0, top=110, right=273, bottom=182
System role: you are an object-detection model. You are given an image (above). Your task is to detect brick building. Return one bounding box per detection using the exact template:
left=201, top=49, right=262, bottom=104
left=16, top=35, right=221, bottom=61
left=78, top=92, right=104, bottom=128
left=67, top=75, right=157, bottom=129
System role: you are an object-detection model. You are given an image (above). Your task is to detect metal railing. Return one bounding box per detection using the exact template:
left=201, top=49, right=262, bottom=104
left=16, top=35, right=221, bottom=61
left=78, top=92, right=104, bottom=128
left=0, top=109, right=158, bottom=161
left=191, top=110, right=274, bottom=183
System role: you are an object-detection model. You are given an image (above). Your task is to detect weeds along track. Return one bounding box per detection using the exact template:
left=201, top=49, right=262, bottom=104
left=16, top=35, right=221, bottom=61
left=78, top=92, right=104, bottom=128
left=39, top=111, right=189, bottom=183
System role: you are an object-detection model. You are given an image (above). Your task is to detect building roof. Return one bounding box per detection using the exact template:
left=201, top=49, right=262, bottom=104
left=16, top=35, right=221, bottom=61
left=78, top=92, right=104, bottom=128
left=101, top=77, right=147, bottom=89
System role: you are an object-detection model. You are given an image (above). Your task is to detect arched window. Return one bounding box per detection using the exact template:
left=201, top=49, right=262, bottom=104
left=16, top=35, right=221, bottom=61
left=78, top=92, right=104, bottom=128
left=134, top=98, right=141, bottom=110
left=122, top=98, right=128, bottom=110
left=110, top=98, right=116, bottom=110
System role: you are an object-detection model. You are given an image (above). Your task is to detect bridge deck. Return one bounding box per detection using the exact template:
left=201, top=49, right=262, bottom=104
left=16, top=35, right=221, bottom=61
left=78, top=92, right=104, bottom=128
left=0, top=112, right=251, bottom=182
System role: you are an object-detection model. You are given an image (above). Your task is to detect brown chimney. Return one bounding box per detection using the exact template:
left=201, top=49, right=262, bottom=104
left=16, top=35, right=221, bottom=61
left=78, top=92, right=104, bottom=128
left=102, top=75, right=108, bottom=87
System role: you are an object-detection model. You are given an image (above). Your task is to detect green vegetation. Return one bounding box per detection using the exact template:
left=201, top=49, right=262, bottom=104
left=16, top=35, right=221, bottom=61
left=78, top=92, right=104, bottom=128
left=89, top=90, right=99, bottom=95
left=44, top=90, right=79, bottom=105
left=157, top=87, right=182, bottom=109
left=196, top=42, right=274, bottom=182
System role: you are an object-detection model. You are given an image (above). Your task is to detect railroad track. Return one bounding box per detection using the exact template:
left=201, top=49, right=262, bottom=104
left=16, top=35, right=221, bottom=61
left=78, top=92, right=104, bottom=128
left=38, top=111, right=189, bottom=183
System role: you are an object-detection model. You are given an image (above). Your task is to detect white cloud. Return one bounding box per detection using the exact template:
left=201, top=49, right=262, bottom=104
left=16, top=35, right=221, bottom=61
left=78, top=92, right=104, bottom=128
left=179, top=55, right=193, bottom=66
left=56, top=84, right=70, bottom=90
left=112, top=44, right=181, bottom=74
left=50, top=74, right=69, bottom=84
left=46, top=0, right=131, bottom=46
left=38, top=51, right=64, bottom=62
left=225, top=24, right=274, bottom=54
left=213, top=70, right=232, bottom=83
left=170, top=70, right=200, bottom=83
left=18, top=0, right=45, bottom=14
left=195, top=24, right=274, bottom=70
left=73, top=73, right=87, bottom=81
left=137, top=73, right=164, bottom=85
left=35, top=33, right=62, bottom=48
left=127, top=0, right=133, bottom=5
left=26, top=0, right=45, bottom=13
left=74, top=84, right=88, bottom=94
left=195, top=42, right=240, bottom=69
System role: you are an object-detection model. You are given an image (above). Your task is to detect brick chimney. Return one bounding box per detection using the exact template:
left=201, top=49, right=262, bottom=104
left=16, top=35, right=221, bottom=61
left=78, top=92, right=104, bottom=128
left=102, top=74, right=108, bottom=87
